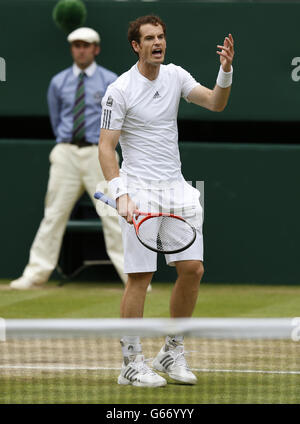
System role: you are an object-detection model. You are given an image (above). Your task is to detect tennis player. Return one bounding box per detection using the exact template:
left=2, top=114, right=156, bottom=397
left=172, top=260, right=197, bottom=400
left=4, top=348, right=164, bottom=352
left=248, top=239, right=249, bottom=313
left=99, top=15, right=234, bottom=387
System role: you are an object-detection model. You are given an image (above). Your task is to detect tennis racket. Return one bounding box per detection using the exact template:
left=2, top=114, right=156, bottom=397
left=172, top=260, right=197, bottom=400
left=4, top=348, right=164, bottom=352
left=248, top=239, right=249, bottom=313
left=94, top=191, right=197, bottom=254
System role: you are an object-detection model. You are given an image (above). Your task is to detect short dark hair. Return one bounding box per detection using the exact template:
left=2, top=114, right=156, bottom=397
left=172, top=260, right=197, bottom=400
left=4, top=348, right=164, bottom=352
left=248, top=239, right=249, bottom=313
left=128, top=15, right=166, bottom=53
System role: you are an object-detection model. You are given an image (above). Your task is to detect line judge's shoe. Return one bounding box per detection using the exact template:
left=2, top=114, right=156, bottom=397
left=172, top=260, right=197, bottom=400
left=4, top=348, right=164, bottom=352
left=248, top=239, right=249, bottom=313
left=118, top=355, right=167, bottom=387
left=9, top=277, right=43, bottom=290
left=152, top=345, right=197, bottom=385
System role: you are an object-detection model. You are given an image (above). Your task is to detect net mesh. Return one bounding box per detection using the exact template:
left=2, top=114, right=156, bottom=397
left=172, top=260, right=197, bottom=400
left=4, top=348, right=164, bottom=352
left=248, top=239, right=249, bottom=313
left=0, top=318, right=299, bottom=404
left=137, top=216, right=195, bottom=253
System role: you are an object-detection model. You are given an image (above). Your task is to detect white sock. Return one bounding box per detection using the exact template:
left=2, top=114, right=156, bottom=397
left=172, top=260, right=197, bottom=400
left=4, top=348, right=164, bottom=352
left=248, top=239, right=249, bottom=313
left=164, top=335, right=184, bottom=351
left=120, top=336, right=142, bottom=365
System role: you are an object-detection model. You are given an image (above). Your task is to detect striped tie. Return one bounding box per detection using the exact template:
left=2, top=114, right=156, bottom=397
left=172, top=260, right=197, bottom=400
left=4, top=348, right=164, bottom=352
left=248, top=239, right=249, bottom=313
left=72, top=72, right=86, bottom=142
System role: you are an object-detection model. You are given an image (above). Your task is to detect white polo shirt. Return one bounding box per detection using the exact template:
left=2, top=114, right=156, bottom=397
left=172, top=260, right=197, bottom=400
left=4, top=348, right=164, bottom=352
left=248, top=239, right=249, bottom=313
left=101, top=63, right=200, bottom=183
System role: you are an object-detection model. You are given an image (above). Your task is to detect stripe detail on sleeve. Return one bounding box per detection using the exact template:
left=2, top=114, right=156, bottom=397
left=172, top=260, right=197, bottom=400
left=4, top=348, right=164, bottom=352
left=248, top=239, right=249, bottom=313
left=101, top=109, right=112, bottom=129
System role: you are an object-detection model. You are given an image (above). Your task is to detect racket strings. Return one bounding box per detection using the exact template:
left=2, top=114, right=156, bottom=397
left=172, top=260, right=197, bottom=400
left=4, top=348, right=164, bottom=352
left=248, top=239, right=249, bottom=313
left=137, top=216, right=195, bottom=253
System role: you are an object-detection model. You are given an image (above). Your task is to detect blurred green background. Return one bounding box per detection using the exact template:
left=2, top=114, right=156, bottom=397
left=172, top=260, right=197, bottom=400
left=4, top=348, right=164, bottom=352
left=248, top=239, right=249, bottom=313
left=1, top=0, right=300, bottom=120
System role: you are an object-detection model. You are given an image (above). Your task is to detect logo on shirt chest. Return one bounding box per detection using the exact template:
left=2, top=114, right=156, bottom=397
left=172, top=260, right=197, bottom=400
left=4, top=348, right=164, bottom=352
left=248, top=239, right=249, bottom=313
left=127, top=87, right=176, bottom=123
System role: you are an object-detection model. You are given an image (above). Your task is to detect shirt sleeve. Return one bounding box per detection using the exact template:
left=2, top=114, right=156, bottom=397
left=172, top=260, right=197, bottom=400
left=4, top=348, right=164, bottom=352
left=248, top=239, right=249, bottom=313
left=100, top=86, right=126, bottom=130
left=177, top=66, right=201, bottom=103
left=47, top=78, right=61, bottom=137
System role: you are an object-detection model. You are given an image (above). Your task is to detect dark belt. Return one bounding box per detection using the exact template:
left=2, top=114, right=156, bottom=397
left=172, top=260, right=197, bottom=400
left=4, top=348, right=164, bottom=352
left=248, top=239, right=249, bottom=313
left=66, top=139, right=96, bottom=148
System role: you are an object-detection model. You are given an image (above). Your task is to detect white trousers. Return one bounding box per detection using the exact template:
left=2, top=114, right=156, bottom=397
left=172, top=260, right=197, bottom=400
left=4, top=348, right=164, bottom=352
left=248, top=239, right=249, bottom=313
left=22, top=143, right=127, bottom=284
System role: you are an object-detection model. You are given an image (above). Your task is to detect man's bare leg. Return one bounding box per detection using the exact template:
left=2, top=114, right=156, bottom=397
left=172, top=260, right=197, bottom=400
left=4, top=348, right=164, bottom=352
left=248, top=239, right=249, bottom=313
left=118, top=271, right=166, bottom=386
left=120, top=272, right=153, bottom=318
left=152, top=260, right=204, bottom=384
left=170, top=260, right=204, bottom=317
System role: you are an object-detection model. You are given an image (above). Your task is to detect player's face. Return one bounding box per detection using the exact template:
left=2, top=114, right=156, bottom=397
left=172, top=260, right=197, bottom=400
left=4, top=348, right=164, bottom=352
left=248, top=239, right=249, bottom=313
left=71, top=41, right=100, bottom=69
left=134, top=24, right=166, bottom=66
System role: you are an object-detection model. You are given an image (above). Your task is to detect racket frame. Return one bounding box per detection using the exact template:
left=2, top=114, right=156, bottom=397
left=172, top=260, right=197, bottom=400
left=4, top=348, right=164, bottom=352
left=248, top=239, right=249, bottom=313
left=133, top=212, right=196, bottom=254
left=94, top=191, right=197, bottom=254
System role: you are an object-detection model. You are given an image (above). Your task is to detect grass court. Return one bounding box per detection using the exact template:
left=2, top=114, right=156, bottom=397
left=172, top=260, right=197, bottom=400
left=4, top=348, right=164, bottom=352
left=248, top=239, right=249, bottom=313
left=0, top=281, right=299, bottom=404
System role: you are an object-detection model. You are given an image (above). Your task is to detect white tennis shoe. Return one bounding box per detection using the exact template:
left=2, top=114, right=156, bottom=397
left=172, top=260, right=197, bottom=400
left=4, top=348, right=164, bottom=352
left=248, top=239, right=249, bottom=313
left=118, top=355, right=167, bottom=387
left=9, top=277, right=43, bottom=290
left=153, top=345, right=197, bottom=385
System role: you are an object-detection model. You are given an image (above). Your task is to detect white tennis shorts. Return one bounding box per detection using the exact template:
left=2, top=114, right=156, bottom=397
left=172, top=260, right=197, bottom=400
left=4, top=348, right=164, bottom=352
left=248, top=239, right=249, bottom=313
left=117, top=178, right=204, bottom=274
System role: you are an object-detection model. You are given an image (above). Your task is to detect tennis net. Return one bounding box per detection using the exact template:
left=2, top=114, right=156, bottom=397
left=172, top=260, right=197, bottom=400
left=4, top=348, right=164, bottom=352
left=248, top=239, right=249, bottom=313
left=0, top=318, right=299, bottom=404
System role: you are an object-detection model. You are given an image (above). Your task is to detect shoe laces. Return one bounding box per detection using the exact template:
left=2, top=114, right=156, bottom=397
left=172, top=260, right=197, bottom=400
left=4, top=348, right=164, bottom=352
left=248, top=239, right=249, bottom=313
left=171, top=346, right=190, bottom=370
left=131, top=356, right=156, bottom=376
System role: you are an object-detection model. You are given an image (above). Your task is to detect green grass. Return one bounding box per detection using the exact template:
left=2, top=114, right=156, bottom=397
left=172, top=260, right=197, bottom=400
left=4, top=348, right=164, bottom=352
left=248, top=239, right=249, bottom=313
left=0, top=279, right=300, bottom=318
left=1, top=373, right=300, bottom=404
left=1, top=279, right=300, bottom=404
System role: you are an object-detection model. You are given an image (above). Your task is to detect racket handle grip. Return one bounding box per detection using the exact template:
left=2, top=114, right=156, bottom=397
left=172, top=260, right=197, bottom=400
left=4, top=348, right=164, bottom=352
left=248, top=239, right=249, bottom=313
left=94, top=191, right=117, bottom=209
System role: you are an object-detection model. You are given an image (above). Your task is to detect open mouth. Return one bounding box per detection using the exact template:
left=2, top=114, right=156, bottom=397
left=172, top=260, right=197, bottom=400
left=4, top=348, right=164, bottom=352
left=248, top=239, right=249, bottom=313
left=152, top=48, right=163, bottom=58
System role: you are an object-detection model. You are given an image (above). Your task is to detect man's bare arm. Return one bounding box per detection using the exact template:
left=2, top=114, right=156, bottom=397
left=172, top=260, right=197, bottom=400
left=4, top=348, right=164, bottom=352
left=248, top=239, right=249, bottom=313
left=188, top=84, right=231, bottom=112
left=98, top=128, right=121, bottom=181
left=98, top=128, right=136, bottom=223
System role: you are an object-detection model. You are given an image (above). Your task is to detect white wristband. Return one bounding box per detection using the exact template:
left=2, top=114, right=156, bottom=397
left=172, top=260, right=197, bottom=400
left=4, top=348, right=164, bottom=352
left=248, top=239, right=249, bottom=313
left=216, top=65, right=233, bottom=88
left=108, top=177, right=128, bottom=200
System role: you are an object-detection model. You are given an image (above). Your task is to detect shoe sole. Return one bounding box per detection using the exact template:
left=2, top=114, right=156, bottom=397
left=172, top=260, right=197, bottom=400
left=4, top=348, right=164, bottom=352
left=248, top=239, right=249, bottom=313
left=118, top=375, right=166, bottom=387
left=10, top=283, right=43, bottom=290
left=153, top=360, right=197, bottom=385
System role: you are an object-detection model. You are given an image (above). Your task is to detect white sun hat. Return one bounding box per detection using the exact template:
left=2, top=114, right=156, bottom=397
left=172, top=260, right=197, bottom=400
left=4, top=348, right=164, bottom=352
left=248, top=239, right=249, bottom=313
left=67, top=27, right=100, bottom=44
